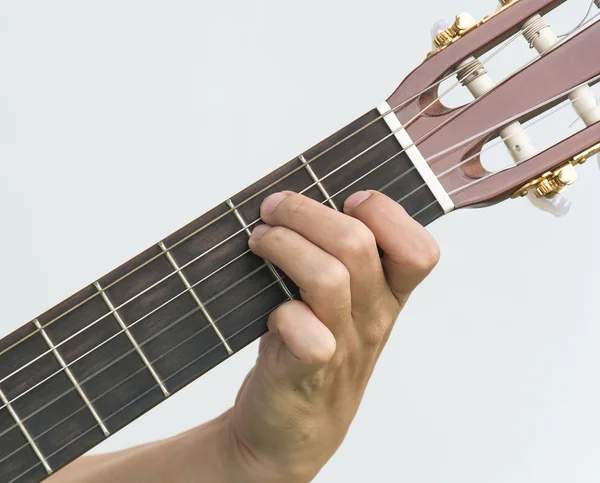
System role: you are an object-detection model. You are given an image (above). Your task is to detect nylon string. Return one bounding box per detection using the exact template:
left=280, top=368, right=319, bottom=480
left=1, top=12, right=599, bottom=479
left=1, top=14, right=597, bottom=416
left=0, top=21, right=534, bottom=361
left=2, top=75, right=598, bottom=478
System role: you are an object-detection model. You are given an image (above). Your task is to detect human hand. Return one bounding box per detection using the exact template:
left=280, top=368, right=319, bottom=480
left=220, top=190, right=440, bottom=482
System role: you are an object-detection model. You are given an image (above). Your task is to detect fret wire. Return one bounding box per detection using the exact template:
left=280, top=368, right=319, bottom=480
left=0, top=387, right=52, bottom=475
left=6, top=25, right=599, bottom=480
left=158, top=242, right=233, bottom=356
left=0, top=261, right=276, bottom=440
left=0, top=233, right=254, bottom=389
left=226, top=199, right=295, bottom=301
left=0, top=39, right=499, bottom=360
left=0, top=89, right=565, bottom=421
left=2, top=284, right=296, bottom=477
left=299, top=155, right=339, bottom=211
left=10, top=89, right=552, bottom=456
left=0, top=25, right=545, bottom=364
left=0, top=260, right=269, bottom=421
left=7, top=293, right=295, bottom=483
left=94, top=281, right=170, bottom=397
left=0, top=131, right=436, bottom=420
left=0, top=23, right=590, bottom=476
left=32, top=319, right=110, bottom=438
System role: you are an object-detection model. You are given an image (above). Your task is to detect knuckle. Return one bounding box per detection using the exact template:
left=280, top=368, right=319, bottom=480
left=337, top=222, right=377, bottom=260
left=313, top=261, right=350, bottom=294
left=360, top=318, right=390, bottom=348
left=402, top=234, right=440, bottom=275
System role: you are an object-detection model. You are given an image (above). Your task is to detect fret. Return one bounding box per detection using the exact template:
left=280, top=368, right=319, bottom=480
left=0, top=321, right=106, bottom=473
left=299, top=155, right=339, bottom=211
left=0, top=404, right=49, bottom=483
left=230, top=156, right=328, bottom=226
left=226, top=199, right=295, bottom=301
left=94, top=282, right=170, bottom=397
left=39, top=284, right=165, bottom=438
left=32, top=320, right=109, bottom=438
left=158, top=242, right=233, bottom=355
left=97, top=240, right=229, bottom=397
left=303, top=109, right=444, bottom=226
left=0, top=105, right=450, bottom=481
left=0, top=388, right=51, bottom=475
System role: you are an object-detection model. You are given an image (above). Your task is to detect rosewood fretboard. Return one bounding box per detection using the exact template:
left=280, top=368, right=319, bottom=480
left=0, top=108, right=444, bottom=482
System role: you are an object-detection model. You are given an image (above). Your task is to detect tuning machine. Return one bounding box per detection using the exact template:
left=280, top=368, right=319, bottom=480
left=428, top=1, right=519, bottom=57
left=512, top=143, right=600, bottom=210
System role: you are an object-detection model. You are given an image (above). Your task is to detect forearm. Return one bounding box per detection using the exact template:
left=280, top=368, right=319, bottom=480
left=47, top=411, right=233, bottom=483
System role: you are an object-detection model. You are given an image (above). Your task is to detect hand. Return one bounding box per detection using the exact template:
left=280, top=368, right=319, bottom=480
left=220, top=190, right=440, bottom=482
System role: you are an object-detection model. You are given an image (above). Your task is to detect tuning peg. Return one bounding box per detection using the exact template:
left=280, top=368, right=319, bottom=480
left=431, top=19, right=452, bottom=43
left=528, top=193, right=572, bottom=217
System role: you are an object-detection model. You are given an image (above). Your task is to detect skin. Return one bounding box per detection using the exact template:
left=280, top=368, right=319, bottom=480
left=48, top=190, right=440, bottom=483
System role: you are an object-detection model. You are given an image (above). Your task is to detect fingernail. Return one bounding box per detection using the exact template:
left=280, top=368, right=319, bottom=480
left=261, top=192, right=288, bottom=216
left=251, top=224, right=271, bottom=241
left=344, top=191, right=372, bottom=213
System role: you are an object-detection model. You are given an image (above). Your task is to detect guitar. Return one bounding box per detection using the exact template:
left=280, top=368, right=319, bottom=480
left=1, top=0, right=599, bottom=481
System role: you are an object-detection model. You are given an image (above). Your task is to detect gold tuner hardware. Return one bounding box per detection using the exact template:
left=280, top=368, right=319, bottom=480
left=432, top=13, right=477, bottom=51
left=429, top=1, right=521, bottom=57
left=572, top=141, right=600, bottom=165
left=512, top=163, right=578, bottom=199
left=512, top=142, right=600, bottom=199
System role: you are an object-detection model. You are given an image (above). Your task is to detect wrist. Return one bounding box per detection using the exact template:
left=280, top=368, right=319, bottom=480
left=176, top=409, right=237, bottom=482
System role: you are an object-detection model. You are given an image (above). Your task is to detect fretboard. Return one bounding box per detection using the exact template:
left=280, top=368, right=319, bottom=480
left=0, top=108, right=444, bottom=483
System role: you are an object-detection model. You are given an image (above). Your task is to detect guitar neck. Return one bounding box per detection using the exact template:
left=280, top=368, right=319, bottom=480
left=0, top=106, right=445, bottom=483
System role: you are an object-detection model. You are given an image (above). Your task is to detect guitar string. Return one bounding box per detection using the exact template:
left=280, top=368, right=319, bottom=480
left=0, top=47, right=572, bottom=395
left=5, top=11, right=599, bottom=479
left=0, top=22, right=532, bottom=360
left=1, top=7, right=596, bottom=381
left=0, top=76, right=592, bottom=454
left=0, top=89, right=574, bottom=440
left=0, top=78, right=596, bottom=477
left=5, top=295, right=296, bottom=483
left=0, top=88, right=573, bottom=463
left=0, top=33, right=514, bottom=383
left=0, top=10, right=596, bottom=480
left=0, top=14, right=597, bottom=408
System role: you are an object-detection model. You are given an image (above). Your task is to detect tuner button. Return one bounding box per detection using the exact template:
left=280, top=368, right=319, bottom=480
left=454, top=13, right=477, bottom=33
left=528, top=193, right=572, bottom=218
left=431, top=19, right=452, bottom=42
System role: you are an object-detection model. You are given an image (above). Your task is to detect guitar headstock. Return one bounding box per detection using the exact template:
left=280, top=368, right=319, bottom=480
left=387, top=0, right=600, bottom=216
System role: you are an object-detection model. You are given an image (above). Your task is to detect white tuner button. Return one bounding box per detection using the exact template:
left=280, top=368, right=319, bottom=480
left=528, top=193, right=572, bottom=217
left=431, top=19, right=452, bottom=42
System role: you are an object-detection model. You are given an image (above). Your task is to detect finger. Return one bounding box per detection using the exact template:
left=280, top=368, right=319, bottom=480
left=264, top=300, right=336, bottom=382
left=249, top=223, right=351, bottom=333
left=259, top=192, right=386, bottom=304
left=344, top=191, right=440, bottom=304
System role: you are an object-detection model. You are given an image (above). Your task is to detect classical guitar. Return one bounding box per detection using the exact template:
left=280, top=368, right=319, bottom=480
left=1, top=0, right=599, bottom=481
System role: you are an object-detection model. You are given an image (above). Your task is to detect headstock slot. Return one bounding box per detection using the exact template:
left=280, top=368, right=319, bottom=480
left=386, top=2, right=600, bottom=210
left=453, top=121, right=600, bottom=207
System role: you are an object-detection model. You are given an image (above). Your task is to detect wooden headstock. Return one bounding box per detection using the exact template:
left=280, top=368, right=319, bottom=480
left=387, top=0, right=600, bottom=210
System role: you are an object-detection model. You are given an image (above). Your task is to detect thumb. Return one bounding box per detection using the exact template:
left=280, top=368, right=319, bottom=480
left=262, top=300, right=336, bottom=384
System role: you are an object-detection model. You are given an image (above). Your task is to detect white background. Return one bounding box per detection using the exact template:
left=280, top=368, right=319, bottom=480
left=1, top=1, right=599, bottom=481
